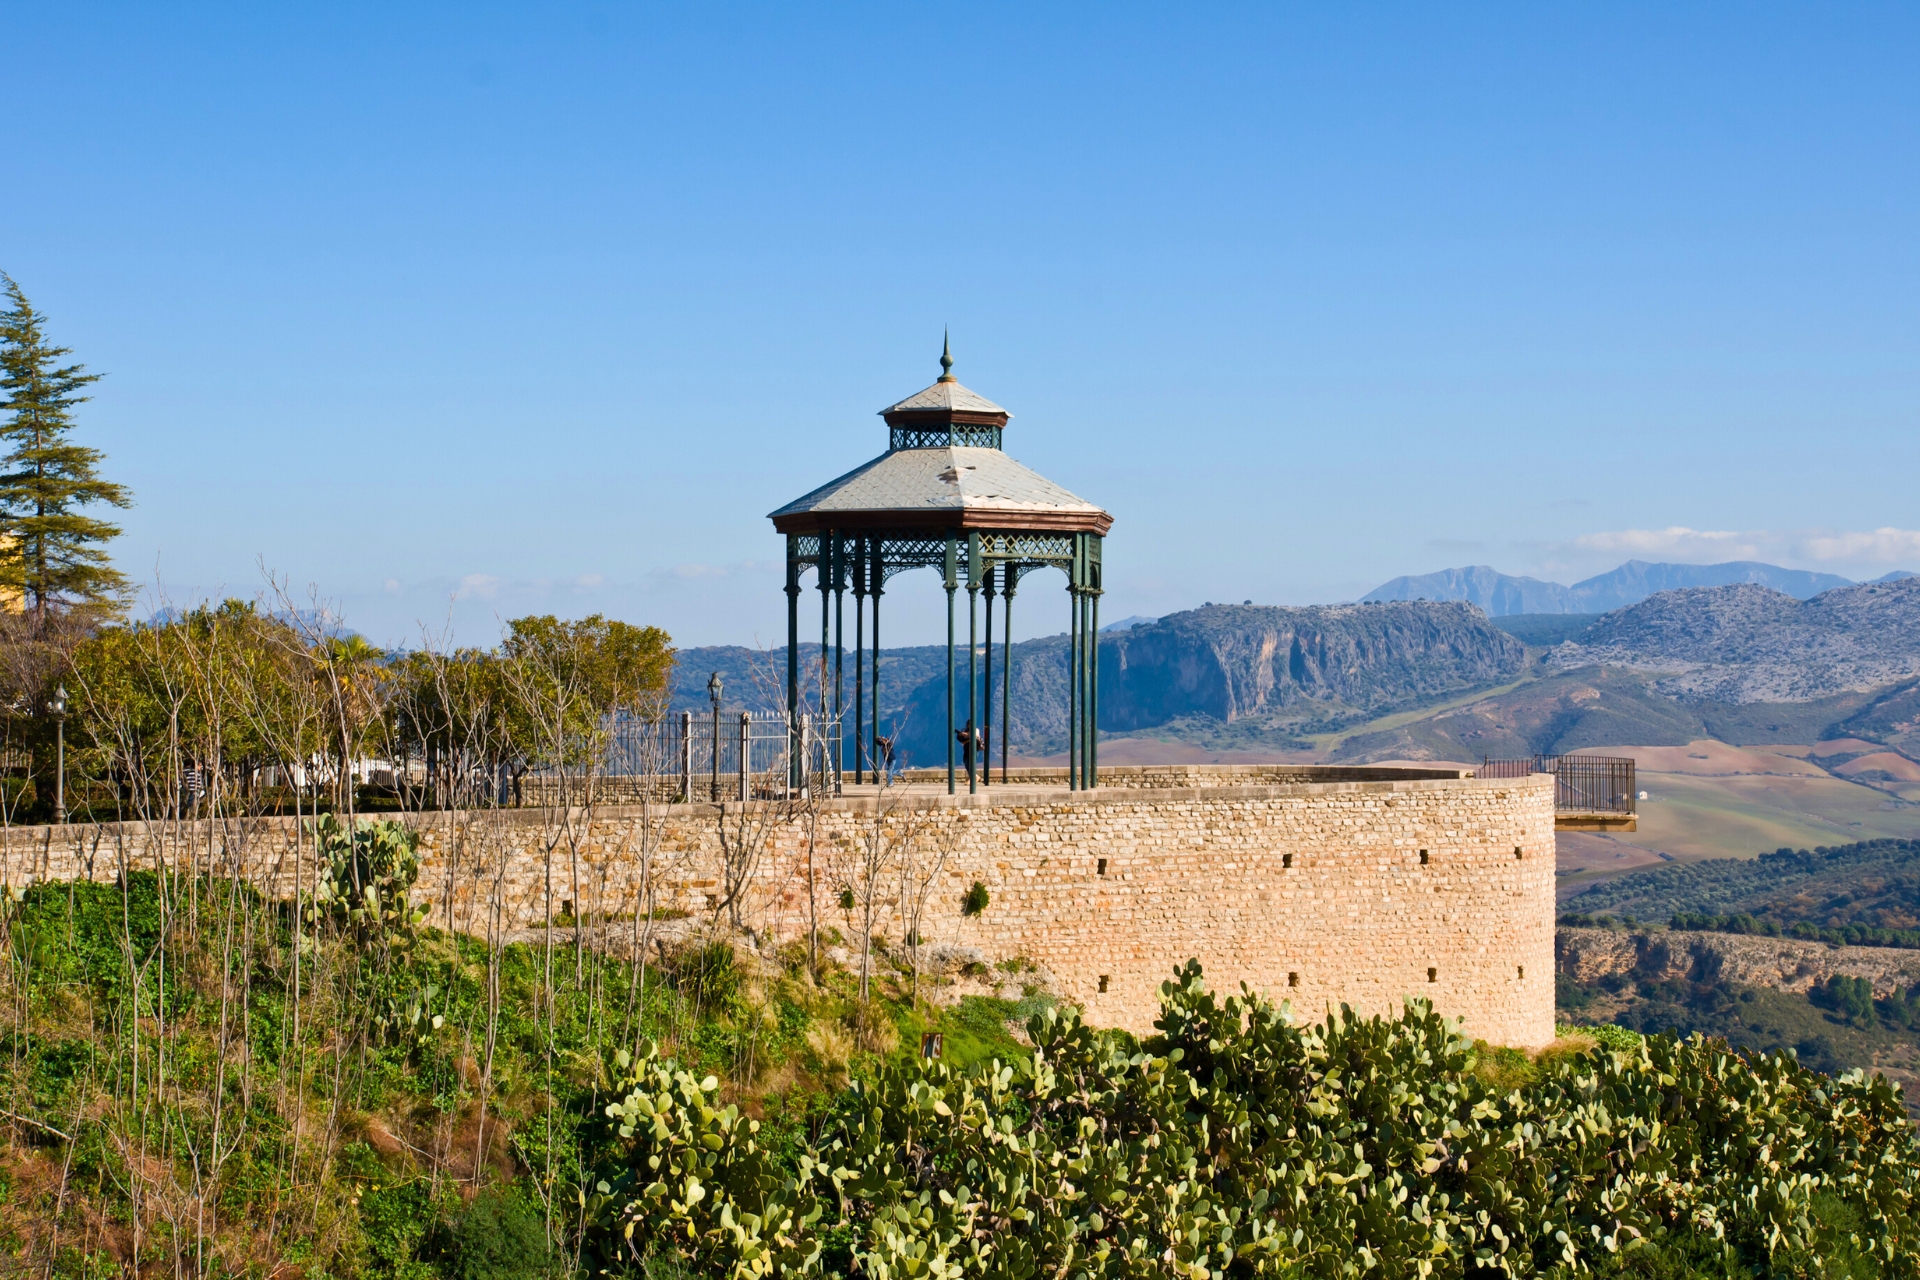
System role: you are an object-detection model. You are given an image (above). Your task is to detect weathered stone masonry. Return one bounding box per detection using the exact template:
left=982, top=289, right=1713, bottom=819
left=0, top=767, right=1557, bottom=1047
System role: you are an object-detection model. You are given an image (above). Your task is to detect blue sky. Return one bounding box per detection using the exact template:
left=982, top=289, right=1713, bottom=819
left=5, top=4, right=1917, bottom=647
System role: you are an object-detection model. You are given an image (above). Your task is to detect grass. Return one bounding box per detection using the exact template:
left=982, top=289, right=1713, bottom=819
left=0, top=874, right=1038, bottom=1277
left=1627, top=770, right=1920, bottom=863
left=1306, top=672, right=1542, bottom=756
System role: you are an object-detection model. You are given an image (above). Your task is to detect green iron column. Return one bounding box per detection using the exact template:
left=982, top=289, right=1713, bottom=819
left=818, top=532, right=832, bottom=790
left=832, top=532, right=845, bottom=794
left=870, top=539, right=883, bottom=781
left=1000, top=566, right=1016, bottom=783
left=982, top=560, right=995, bottom=788
left=966, top=532, right=981, bottom=795
left=785, top=536, right=801, bottom=792
left=1088, top=536, right=1103, bottom=790
left=1067, top=536, right=1081, bottom=791
left=851, top=535, right=866, bottom=785
left=944, top=532, right=958, bottom=795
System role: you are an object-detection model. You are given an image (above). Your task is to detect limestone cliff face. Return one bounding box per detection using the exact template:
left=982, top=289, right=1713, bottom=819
left=1557, top=926, right=1920, bottom=999
left=1099, top=601, right=1528, bottom=729
left=1553, top=577, right=1920, bottom=703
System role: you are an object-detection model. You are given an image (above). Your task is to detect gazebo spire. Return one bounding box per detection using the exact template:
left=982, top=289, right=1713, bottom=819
left=875, top=341, right=1011, bottom=450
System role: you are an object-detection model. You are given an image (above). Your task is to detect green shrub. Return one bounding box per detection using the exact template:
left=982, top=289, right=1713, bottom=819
left=1589, top=1022, right=1644, bottom=1051
left=445, top=1187, right=551, bottom=1280
left=960, top=880, right=989, bottom=917
left=589, top=961, right=1920, bottom=1278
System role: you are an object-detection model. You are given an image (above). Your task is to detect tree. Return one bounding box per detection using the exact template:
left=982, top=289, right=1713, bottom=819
left=0, top=275, right=132, bottom=625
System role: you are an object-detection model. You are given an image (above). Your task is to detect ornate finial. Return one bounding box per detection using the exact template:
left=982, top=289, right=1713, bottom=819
left=938, top=329, right=955, bottom=382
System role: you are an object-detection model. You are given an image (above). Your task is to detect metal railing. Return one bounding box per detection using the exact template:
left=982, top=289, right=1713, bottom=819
left=1479, top=754, right=1636, bottom=815
left=588, top=710, right=844, bottom=802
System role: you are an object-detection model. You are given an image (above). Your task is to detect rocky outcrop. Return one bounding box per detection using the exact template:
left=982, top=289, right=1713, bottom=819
left=1557, top=926, right=1920, bottom=999
left=1099, top=601, right=1527, bottom=728
left=1551, top=579, right=1920, bottom=703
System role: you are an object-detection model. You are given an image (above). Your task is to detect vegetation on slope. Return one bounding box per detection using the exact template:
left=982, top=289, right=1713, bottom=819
left=1555, top=933, right=1920, bottom=1086
left=599, top=962, right=1916, bottom=1277
left=1565, top=838, right=1920, bottom=943
left=0, top=845, right=1040, bottom=1277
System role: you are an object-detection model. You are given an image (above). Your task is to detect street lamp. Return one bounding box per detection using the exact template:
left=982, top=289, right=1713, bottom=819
left=48, top=684, right=66, bottom=825
left=707, top=671, right=724, bottom=801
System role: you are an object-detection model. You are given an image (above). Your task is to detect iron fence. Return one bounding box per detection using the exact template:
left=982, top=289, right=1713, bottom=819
left=582, top=710, right=845, bottom=802
left=1479, top=754, right=1636, bottom=815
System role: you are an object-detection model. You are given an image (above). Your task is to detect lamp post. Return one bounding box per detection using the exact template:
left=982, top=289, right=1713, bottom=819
left=48, top=684, right=66, bottom=825
left=707, top=671, right=723, bottom=801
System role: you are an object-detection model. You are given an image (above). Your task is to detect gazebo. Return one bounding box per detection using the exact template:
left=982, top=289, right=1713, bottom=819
left=769, top=340, right=1113, bottom=794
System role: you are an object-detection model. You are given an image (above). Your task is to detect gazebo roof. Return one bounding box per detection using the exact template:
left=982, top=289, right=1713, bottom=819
left=771, top=342, right=1111, bottom=536
left=768, top=445, right=1111, bottom=535
left=879, top=378, right=1007, bottom=418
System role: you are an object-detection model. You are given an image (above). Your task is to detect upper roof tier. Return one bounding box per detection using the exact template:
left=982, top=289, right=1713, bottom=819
left=879, top=377, right=1007, bottom=419
left=878, top=336, right=1011, bottom=447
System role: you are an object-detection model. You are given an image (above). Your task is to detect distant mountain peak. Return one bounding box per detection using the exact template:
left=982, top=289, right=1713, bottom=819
left=1362, top=566, right=1576, bottom=616
left=1364, top=559, right=1861, bottom=617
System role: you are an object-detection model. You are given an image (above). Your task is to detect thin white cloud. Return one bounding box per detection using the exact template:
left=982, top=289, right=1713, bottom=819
left=1572, top=527, right=1751, bottom=557
left=455, top=573, right=504, bottom=600
left=1799, top=528, right=1920, bottom=563
left=1565, top=527, right=1920, bottom=568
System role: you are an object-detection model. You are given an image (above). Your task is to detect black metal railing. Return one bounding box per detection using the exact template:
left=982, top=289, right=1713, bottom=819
left=1480, top=754, right=1636, bottom=815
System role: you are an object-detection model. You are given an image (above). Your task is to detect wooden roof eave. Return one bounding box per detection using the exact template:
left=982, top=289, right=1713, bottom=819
left=881, top=408, right=1011, bottom=429
left=770, top=507, right=1113, bottom=537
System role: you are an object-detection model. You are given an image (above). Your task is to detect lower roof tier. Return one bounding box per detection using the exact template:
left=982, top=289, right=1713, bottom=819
left=768, top=445, right=1113, bottom=536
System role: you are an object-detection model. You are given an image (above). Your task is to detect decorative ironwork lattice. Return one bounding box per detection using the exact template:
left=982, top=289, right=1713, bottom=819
left=889, top=426, right=1003, bottom=450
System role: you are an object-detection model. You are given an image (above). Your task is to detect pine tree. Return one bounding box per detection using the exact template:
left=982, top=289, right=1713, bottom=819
left=0, top=275, right=132, bottom=625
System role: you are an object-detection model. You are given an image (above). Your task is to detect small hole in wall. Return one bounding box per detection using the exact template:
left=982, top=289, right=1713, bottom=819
left=1283, top=853, right=1293, bottom=869
left=1515, top=846, right=1524, bottom=859
left=1288, top=972, right=1299, bottom=988
left=1098, top=975, right=1110, bottom=993
left=1427, top=967, right=1437, bottom=983
left=1517, top=965, right=1525, bottom=980
left=1097, top=858, right=1107, bottom=876
left=1418, top=849, right=1429, bottom=865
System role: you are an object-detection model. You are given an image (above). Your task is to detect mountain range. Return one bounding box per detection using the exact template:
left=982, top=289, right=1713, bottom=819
left=1362, top=559, right=1906, bottom=616
left=670, top=574, right=1920, bottom=768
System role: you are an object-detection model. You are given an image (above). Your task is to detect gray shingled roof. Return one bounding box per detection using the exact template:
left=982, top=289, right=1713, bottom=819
left=769, top=446, right=1103, bottom=519
left=879, top=379, right=1008, bottom=417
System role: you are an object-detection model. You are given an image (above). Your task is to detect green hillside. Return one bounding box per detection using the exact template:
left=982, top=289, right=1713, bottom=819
left=1563, top=837, right=1920, bottom=934
left=1330, top=666, right=1883, bottom=763
left=4, top=824, right=1913, bottom=1276
left=1557, top=949, right=1920, bottom=1086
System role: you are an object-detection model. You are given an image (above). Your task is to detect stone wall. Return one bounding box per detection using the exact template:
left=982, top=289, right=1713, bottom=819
left=0, top=767, right=1558, bottom=1047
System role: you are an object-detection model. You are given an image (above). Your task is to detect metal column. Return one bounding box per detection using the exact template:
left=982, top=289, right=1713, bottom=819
left=831, top=533, right=845, bottom=794
left=785, top=536, right=801, bottom=792
left=966, top=532, right=981, bottom=795
left=944, top=532, right=958, bottom=795
left=852, top=535, right=865, bottom=784
left=870, top=540, right=883, bottom=781
left=982, top=562, right=994, bottom=787
left=1088, top=536, right=1102, bottom=789
left=1001, top=568, right=1015, bottom=783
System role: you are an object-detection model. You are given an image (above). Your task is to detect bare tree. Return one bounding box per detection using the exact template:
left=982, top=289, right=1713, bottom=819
left=899, top=805, right=958, bottom=1008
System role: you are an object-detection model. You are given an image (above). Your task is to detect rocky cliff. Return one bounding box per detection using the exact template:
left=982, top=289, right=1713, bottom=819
left=1098, top=601, right=1527, bottom=729
left=1557, top=926, right=1920, bottom=999
left=1551, top=578, right=1920, bottom=703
